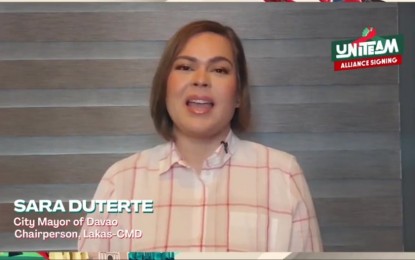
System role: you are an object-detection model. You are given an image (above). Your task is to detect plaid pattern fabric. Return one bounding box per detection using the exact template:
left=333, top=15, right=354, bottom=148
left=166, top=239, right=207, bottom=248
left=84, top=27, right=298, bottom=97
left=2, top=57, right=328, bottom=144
left=78, top=131, right=322, bottom=252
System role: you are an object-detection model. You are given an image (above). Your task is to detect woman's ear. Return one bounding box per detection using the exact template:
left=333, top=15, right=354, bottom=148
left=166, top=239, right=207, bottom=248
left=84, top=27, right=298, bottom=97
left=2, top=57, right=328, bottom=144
left=235, top=95, right=241, bottom=108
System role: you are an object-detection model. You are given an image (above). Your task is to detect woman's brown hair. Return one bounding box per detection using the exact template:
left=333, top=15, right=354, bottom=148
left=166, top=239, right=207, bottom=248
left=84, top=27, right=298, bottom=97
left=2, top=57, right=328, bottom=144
left=150, top=20, right=251, bottom=141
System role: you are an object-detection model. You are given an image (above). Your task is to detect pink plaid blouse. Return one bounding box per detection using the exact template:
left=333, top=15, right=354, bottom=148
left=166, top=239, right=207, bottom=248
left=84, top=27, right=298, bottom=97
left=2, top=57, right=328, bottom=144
left=78, top=131, right=322, bottom=252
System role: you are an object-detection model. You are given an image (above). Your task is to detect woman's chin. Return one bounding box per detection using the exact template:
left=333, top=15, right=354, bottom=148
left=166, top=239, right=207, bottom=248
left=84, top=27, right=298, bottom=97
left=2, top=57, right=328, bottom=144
left=180, top=125, right=222, bottom=139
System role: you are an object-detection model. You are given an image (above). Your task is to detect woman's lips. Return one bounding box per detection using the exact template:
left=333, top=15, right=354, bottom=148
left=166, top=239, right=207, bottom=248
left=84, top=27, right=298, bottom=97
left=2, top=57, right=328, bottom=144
left=186, top=96, right=214, bottom=115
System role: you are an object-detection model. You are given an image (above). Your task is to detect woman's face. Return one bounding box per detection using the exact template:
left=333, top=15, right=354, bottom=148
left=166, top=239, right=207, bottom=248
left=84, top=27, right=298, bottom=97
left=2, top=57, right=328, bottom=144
left=166, top=32, right=239, bottom=139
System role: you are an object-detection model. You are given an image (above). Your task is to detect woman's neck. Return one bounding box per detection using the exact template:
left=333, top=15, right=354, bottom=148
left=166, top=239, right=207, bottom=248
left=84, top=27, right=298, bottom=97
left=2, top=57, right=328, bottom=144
left=173, top=128, right=230, bottom=173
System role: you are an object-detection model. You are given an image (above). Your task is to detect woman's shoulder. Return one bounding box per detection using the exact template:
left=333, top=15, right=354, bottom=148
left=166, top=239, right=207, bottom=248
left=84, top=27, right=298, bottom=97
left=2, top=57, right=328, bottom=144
left=101, top=143, right=170, bottom=180
left=237, top=138, right=295, bottom=161
left=235, top=138, right=298, bottom=174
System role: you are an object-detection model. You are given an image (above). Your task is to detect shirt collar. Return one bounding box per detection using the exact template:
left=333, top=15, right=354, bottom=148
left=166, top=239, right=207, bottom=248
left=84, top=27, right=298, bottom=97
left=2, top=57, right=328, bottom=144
left=158, top=130, right=239, bottom=175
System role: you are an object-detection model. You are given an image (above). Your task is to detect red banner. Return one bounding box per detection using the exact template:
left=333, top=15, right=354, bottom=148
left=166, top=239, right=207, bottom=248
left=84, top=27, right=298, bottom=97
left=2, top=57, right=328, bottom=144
left=334, top=55, right=402, bottom=71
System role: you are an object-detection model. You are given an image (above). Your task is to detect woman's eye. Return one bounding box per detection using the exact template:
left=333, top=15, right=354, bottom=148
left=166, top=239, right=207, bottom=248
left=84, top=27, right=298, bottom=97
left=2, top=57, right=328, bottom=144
left=175, top=65, right=192, bottom=71
left=214, top=68, right=229, bottom=74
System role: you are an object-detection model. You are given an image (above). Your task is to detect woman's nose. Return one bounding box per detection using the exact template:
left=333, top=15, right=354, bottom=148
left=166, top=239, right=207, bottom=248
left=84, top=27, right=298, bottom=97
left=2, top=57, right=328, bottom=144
left=192, top=69, right=210, bottom=87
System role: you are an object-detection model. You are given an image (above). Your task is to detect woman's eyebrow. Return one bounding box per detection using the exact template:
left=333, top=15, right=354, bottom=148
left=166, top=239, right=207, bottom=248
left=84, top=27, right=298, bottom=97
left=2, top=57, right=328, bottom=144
left=209, top=56, right=234, bottom=67
left=175, top=55, right=233, bottom=67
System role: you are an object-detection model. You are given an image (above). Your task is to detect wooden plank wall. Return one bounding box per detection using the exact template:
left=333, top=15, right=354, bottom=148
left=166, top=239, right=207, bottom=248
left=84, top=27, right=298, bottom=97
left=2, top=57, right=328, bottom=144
left=0, top=3, right=402, bottom=252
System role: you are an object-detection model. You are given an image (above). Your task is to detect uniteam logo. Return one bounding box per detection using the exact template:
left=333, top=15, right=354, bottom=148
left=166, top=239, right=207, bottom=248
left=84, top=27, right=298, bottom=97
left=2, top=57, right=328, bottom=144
left=331, top=27, right=404, bottom=71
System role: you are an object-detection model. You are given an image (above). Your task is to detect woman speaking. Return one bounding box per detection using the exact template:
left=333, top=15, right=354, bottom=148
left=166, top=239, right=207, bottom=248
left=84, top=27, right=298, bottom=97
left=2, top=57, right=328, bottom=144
left=78, top=20, right=322, bottom=253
